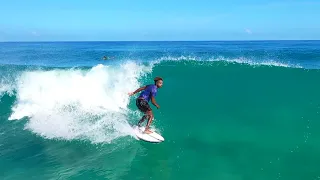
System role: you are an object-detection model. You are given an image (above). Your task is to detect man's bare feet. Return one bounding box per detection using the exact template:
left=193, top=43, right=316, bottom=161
left=144, top=129, right=153, bottom=134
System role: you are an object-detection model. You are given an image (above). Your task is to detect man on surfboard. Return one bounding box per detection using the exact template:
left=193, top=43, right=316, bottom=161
left=128, top=77, right=163, bottom=134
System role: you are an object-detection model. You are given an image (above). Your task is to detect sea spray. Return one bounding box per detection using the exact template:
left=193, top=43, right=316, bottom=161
left=8, top=61, right=153, bottom=143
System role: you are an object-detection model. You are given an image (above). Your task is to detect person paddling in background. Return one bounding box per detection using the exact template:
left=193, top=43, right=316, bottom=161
left=128, top=77, right=163, bottom=134
left=102, top=56, right=114, bottom=60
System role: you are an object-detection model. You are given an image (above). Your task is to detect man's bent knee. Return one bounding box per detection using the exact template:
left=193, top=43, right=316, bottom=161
left=146, top=111, right=153, bottom=118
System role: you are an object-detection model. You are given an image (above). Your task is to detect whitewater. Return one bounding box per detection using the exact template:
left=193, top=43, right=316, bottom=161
left=1, top=61, right=153, bottom=143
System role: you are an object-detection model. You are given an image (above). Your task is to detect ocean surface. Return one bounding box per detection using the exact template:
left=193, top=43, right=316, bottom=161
left=1, top=41, right=320, bottom=180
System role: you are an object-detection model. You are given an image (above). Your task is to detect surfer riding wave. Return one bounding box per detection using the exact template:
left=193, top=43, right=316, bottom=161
left=128, top=77, right=163, bottom=134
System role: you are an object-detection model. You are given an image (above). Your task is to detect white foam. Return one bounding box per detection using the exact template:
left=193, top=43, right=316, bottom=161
left=208, top=56, right=302, bottom=68
left=151, top=55, right=302, bottom=68
left=9, top=61, right=153, bottom=143
left=0, top=76, right=16, bottom=99
left=0, top=84, right=14, bottom=97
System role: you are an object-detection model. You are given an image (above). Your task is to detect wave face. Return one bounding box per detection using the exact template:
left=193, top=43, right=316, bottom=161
left=1, top=41, right=320, bottom=180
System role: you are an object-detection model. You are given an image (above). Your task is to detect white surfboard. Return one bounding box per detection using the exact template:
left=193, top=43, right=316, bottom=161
left=133, top=126, right=164, bottom=143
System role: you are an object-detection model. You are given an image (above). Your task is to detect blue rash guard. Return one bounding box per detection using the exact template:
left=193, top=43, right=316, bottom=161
left=138, top=84, right=157, bottom=102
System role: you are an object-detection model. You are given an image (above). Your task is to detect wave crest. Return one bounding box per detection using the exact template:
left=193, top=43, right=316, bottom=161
left=151, top=55, right=302, bottom=68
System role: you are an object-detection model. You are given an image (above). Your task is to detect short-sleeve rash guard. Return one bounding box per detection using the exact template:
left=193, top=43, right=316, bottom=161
left=138, top=84, right=157, bottom=102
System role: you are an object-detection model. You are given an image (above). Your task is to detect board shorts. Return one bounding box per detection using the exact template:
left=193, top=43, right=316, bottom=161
left=136, top=98, right=152, bottom=113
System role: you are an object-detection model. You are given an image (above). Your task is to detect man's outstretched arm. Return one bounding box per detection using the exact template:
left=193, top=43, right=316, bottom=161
left=128, top=86, right=147, bottom=96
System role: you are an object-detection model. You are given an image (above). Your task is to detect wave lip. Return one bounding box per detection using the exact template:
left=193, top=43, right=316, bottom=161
left=151, top=55, right=303, bottom=68
left=208, top=56, right=303, bottom=68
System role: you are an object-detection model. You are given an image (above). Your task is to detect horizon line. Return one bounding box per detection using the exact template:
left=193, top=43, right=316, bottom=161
left=1, top=39, right=320, bottom=43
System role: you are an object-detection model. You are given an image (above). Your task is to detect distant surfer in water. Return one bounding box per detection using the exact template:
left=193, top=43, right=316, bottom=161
left=102, top=56, right=114, bottom=60
left=128, top=77, right=163, bottom=134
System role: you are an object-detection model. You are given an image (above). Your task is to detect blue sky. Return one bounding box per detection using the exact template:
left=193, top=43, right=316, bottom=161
left=0, top=0, right=319, bottom=41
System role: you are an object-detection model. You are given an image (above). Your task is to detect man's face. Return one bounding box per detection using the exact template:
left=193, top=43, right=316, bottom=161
left=156, top=80, right=163, bottom=88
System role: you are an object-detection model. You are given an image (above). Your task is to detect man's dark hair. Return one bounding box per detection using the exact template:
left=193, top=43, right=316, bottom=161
left=154, top=77, right=163, bottom=84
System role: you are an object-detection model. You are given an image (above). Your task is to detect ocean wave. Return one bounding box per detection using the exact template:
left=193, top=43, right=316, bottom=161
left=4, top=61, right=153, bottom=143
left=0, top=56, right=304, bottom=144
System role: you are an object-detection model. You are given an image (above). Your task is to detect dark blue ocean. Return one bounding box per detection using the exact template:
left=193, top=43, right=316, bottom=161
left=1, top=41, right=320, bottom=68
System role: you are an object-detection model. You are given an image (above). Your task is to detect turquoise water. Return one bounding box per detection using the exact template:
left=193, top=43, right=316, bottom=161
left=1, top=41, right=320, bottom=179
